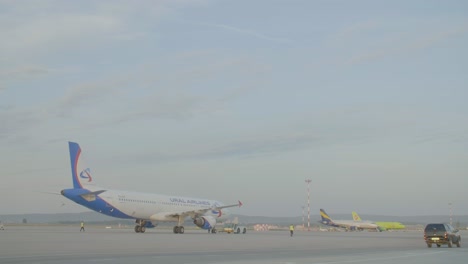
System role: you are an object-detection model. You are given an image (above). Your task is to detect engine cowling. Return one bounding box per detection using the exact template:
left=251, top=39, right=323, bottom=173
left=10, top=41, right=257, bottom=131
left=193, top=216, right=216, bottom=230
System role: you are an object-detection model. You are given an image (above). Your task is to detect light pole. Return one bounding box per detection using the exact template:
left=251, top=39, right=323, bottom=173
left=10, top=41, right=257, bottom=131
left=305, top=179, right=311, bottom=231
left=449, top=202, right=453, bottom=226
left=302, top=206, right=305, bottom=230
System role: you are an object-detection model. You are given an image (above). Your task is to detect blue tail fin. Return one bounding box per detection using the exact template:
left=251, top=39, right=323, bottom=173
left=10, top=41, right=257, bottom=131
left=69, top=142, right=94, bottom=189
left=320, top=209, right=334, bottom=225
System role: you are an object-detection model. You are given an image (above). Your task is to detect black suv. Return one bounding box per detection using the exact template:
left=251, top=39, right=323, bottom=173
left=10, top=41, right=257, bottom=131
left=424, top=223, right=461, bottom=248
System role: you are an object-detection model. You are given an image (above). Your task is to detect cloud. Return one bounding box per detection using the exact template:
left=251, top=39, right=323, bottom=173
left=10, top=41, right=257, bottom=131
left=328, top=20, right=380, bottom=45
left=0, top=65, right=53, bottom=92
left=0, top=14, right=121, bottom=60
left=111, top=108, right=420, bottom=164
left=202, top=132, right=323, bottom=158
left=0, top=0, right=211, bottom=60
left=113, top=131, right=327, bottom=164
left=0, top=108, right=43, bottom=141
left=0, top=73, right=132, bottom=142
left=404, top=25, right=468, bottom=51
left=412, top=128, right=468, bottom=144
left=2, top=52, right=267, bottom=141
left=343, top=24, right=468, bottom=65
left=0, top=65, right=49, bottom=77
left=191, top=21, right=293, bottom=43
left=103, top=91, right=204, bottom=124
left=53, top=73, right=136, bottom=119
left=111, top=105, right=427, bottom=164
left=51, top=53, right=270, bottom=127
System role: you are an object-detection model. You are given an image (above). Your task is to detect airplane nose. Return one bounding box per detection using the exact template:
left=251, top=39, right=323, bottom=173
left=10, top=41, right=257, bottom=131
left=60, top=189, right=65, bottom=195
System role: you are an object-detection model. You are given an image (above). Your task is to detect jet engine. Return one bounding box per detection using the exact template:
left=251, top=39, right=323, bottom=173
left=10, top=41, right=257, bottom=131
left=193, top=216, right=216, bottom=230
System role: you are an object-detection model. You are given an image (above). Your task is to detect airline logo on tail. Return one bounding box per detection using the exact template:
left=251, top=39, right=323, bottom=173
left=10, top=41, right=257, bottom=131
left=320, top=209, right=334, bottom=225
left=69, top=141, right=95, bottom=189
left=80, top=168, right=93, bottom=182
left=352, top=211, right=361, bottom=221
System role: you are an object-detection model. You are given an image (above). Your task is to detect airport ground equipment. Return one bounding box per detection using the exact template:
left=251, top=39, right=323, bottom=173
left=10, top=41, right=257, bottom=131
left=222, top=223, right=247, bottom=234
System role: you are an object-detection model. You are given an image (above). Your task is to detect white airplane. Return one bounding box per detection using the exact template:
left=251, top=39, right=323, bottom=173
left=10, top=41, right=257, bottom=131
left=319, top=209, right=380, bottom=232
left=352, top=211, right=405, bottom=231
left=61, top=142, right=242, bottom=234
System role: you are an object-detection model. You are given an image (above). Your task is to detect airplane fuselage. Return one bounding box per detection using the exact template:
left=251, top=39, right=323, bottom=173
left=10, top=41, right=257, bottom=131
left=320, top=209, right=379, bottom=231
left=62, top=186, right=228, bottom=222
left=322, top=219, right=378, bottom=230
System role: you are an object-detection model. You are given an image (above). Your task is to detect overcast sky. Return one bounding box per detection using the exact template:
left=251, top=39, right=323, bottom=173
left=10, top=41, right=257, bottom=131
left=1, top=0, right=467, bottom=218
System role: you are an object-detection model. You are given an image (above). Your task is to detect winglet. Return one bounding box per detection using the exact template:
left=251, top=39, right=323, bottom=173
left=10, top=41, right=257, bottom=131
left=238, top=200, right=243, bottom=207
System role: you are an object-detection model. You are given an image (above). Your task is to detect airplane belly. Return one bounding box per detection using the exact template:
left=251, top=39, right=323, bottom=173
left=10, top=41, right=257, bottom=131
left=78, top=193, right=133, bottom=219
left=112, top=203, right=134, bottom=217
left=150, top=213, right=178, bottom=222
left=120, top=203, right=146, bottom=219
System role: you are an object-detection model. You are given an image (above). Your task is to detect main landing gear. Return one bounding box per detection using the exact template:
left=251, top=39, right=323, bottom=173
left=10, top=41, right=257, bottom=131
left=173, top=215, right=185, bottom=234
left=134, top=219, right=147, bottom=233
left=173, top=226, right=185, bottom=234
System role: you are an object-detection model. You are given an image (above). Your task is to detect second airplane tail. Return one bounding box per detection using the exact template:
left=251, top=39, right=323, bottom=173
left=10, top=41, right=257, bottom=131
left=352, top=211, right=362, bottom=221
left=320, top=208, right=334, bottom=225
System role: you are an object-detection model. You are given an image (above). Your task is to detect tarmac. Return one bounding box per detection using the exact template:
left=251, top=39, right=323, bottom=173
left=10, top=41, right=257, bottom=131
left=0, top=225, right=466, bottom=264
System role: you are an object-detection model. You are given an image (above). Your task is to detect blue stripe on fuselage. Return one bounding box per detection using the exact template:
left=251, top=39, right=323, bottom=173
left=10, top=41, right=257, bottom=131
left=61, top=188, right=133, bottom=219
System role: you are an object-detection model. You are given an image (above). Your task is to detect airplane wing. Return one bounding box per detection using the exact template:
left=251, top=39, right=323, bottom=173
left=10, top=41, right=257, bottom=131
left=215, top=200, right=243, bottom=210
left=150, top=201, right=243, bottom=221
left=180, top=200, right=243, bottom=218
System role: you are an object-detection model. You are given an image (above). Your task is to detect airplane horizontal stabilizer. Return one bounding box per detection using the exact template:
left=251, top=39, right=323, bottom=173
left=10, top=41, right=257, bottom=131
left=80, top=190, right=106, bottom=202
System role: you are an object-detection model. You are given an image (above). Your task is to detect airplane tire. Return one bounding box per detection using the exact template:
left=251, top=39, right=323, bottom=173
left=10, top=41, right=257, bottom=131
left=141, top=227, right=146, bottom=233
left=427, top=243, right=432, bottom=248
left=437, top=244, right=441, bottom=248
left=173, top=226, right=179, bottom=234
left=236, top=228, right=240, bottom=234
left=211, top=228, right=217, bottom=234
left=135, top=226, right=141, bottom=233
left=243, top=228, right=247, bottom=234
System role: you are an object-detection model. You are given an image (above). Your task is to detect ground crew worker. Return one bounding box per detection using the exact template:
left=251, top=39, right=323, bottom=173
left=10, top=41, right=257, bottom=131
left=80, top=221, right=85, bottom=232
left=289, top=224, right=294, bottom=237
